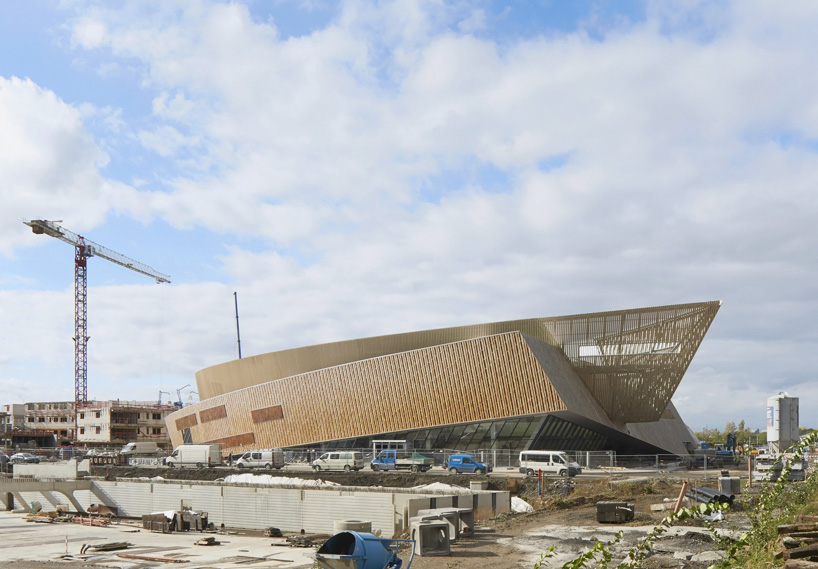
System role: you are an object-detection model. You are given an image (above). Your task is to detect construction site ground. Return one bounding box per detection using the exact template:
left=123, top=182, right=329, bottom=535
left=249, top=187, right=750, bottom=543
left=2, top=466, right=753, bottom=569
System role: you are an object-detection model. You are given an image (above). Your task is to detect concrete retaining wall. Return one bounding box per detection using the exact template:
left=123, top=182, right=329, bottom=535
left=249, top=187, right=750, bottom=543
left=13, top=459, right=89, bottom=479
left=10, top=478, right=510, bottom=537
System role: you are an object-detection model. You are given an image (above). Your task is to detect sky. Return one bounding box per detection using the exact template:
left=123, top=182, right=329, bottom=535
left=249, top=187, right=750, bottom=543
left=1, top=0, right=816, bottom=433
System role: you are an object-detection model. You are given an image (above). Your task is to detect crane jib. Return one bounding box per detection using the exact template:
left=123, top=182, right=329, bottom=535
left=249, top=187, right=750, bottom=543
left=22, top=218, right=171, bottom=440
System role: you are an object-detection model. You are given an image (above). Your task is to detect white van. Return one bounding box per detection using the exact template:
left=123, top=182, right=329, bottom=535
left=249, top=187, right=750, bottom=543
left=312, top=451, right=365, bottom=472
left=519, top=450, right=581, bottom=477
left=166, top=444, right=223, bottom=468
left=235, top=449, right=285, bottom=470
left=120, top=441, right=161, bottom=456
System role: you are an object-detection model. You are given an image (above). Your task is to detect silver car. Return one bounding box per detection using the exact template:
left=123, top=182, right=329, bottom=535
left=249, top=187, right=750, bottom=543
left=10, top=452, right=40, bottom=464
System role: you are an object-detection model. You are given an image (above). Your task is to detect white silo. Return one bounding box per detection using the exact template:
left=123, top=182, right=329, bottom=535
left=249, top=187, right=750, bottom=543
left=767, top=392, right=799, bottom=454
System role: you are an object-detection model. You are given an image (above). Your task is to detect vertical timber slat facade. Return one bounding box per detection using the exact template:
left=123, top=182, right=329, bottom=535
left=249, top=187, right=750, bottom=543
left=168, top=301, right=721, bottom=456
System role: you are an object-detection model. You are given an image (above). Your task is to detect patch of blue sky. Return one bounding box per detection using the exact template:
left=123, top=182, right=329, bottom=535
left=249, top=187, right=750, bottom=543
left=774, top=131, right=818, bottom=153
left=473, top=0, right=647, bottom=42
left=538, top=152, right=572, bottom=172
left=59, top=51, right=153, bottom=115
left=96, top=131, right=214, bottom=194
left=11, top=217, right=225, bottom=289
left=3, top=240, right=75, bottom=292
left=0, top=4, right=68, bottom=83
left=266, top=242, right=321, bottom=269
left=0, top=5, right=162, bottom=191
left=414, top=159, right=514, bottom=205
left=246, top=0, right=338, bottom=40
left=0, top=4, right=154, bottom=117
left=742, top=130, right=818, bottom=153
left=652, top=1, right=729, bottom=44
left=411, top=152, right=572, bottom=207
left=85, top=216, right=236, bottom=286
left=474, top=161, right=514, bottom=193
left=89, top=214, right=321, bottom=283
left=348, top=42, right=399, bottom=95
left=357, top=1, right=650, bottom=94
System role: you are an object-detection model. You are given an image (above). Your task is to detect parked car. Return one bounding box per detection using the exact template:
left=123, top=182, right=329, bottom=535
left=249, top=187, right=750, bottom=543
left=447, top=454, right=492, bottom=474
left=10, top=452, right=40, bottom=464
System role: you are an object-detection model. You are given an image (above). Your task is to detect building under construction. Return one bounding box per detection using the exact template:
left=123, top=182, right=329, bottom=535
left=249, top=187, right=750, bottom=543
left=1, top=401, right=175, bottom=450
left=167, top=301, right=721, bottom=457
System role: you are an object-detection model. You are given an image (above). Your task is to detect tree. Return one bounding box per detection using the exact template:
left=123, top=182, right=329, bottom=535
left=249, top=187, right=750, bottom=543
left=735, top=420, right=752, bottom=446
left=696, top=420, right=761, bottom=448
left=694, top=427, right=723, bottom=447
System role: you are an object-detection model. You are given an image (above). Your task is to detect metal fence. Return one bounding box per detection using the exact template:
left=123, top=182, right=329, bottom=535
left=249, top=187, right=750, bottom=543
left=282, top=447, right=753, bottom=475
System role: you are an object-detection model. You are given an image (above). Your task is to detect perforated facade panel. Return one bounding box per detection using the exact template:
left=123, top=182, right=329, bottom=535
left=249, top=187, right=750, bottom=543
left=168, top=302, right=720, bottom=455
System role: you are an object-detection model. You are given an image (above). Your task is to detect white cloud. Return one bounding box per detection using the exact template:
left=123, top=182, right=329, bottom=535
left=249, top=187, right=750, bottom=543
left=0, top=77, right=117, bottom=256
left=457, top=8, right=486, bottom=33
left=2, top=1, right=818, bottom=430
left=138, top=125, right=199, bottom=157
left=72, top=16, right=109, bottom=49
left=152, top=91, right=196, bottom=120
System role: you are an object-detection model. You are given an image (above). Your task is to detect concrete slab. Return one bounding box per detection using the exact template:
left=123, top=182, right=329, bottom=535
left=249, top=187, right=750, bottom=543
left=0, top=511, right=316, bottom=568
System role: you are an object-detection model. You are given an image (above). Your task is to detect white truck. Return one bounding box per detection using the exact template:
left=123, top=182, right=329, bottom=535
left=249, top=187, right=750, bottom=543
left=165, top=444, right=223, bottom=468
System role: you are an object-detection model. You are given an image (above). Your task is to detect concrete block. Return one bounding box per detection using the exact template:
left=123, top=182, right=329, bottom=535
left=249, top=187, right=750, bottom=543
left=449, top=507, right=475, bottom=536
left=142, top=514, right=170, bottom=533
left=596, top=501, right=634, bottom=523
left=410, top=520, right=450, bottom=556
left=417, top=508, right=460, bottom=540
left=718, top=476, right=741, bottom=495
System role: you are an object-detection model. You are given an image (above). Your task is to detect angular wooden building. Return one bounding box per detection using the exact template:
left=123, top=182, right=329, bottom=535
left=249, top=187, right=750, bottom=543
left=167, top=301, right=720, bottom=457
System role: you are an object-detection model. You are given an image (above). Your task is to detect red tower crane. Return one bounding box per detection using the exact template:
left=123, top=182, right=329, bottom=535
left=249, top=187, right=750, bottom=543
left=23, top=219, right=171, bottom=439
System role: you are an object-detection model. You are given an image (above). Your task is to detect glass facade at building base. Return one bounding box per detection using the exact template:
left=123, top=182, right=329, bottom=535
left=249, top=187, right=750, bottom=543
left=295, top=413, right=672, bottom=457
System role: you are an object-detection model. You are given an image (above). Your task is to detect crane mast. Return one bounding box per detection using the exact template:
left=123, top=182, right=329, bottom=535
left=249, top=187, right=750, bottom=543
left=23, top=219, right=170, bottom=440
